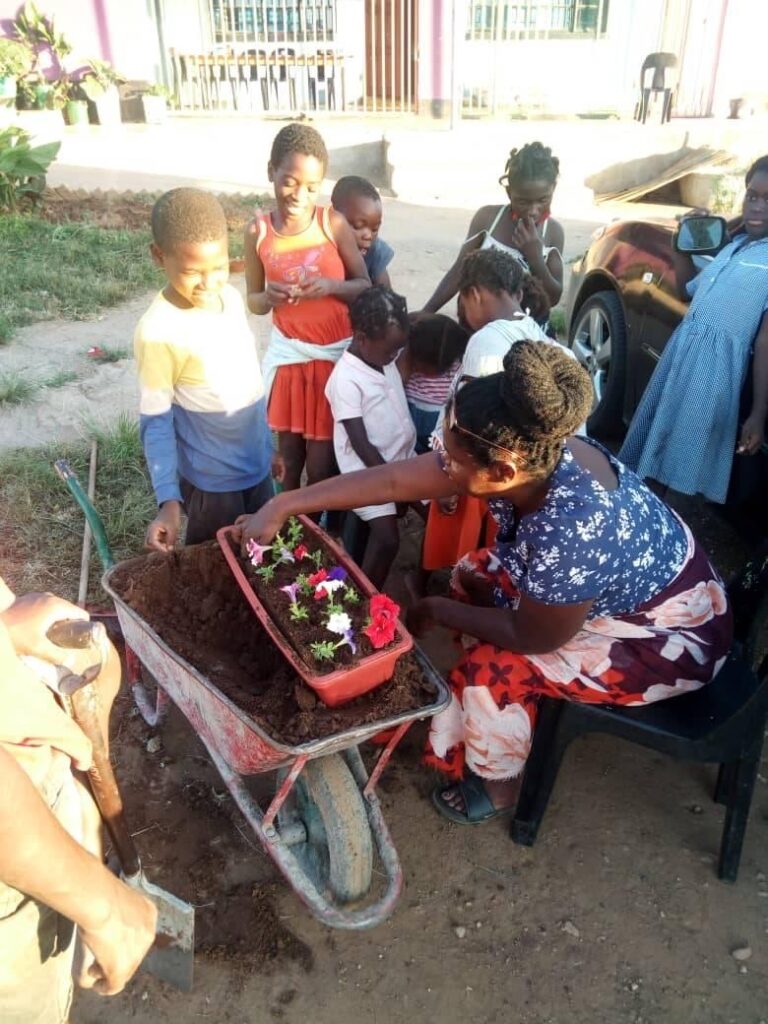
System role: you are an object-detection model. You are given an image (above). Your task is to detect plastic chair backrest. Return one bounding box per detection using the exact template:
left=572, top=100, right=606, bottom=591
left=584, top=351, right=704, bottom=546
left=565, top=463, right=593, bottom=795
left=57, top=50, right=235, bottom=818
left=640, top=51, right=678, bottom=90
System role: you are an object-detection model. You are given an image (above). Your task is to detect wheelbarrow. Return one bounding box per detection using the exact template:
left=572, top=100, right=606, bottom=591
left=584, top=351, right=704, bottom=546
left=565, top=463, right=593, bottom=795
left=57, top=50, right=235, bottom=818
left=57, top=461, right=450, bottom=929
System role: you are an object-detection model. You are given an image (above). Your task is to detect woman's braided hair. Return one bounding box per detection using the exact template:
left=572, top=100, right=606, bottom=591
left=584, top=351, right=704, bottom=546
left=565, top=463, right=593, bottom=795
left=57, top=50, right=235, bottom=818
left=452, top=341, right=592, bottom=475
left=503, top=141, right=560, bottom=188
left=458, top=249, right=551, bottom=323
left=349, top=286, right=409, bottom=340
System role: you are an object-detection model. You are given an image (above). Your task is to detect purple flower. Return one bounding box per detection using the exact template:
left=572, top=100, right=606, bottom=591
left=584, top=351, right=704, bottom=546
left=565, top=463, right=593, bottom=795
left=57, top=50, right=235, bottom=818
left=339, top=628, right=358, bottom=655
left=276, top=547, right=295, bottom=564
left=280, top=583, right=300, bottom=603
left=327, top=566, right=348, bottom=582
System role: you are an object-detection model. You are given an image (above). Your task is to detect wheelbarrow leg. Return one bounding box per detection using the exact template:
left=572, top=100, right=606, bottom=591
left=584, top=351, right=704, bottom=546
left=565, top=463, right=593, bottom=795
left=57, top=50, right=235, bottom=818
left=126, top=645, right=171, bottom=728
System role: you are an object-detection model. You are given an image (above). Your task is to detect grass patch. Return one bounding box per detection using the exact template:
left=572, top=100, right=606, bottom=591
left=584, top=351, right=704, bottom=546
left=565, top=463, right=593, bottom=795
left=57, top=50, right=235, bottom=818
left=0, top=415, right=155, bottom=601
left=0, top=371, right=38, bottom=406
left=0, top=216, right=163, bottom=344
left=42, top=369, right=79, bottom=389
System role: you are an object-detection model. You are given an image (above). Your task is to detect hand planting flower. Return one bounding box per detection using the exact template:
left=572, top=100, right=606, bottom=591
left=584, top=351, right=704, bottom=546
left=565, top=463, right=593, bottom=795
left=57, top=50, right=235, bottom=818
left=280, top=583, right=300, bottom=603
left=326, top=611, right=352, bottom=635
left=246, top=539, right=273, bottom=567
left=363, top=594, right=401, bottom=649
left=294, top=544, right=310, bottom=561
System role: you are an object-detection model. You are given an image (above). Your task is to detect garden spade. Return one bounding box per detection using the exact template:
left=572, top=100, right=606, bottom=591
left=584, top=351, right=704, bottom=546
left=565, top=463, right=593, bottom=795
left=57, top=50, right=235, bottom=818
left=49, top=620, right=195, bottom=992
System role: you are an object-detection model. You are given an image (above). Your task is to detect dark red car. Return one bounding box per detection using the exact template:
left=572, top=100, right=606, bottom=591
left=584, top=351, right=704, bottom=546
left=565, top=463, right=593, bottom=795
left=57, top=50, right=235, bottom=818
left=565, top=216, right=697, bottom=435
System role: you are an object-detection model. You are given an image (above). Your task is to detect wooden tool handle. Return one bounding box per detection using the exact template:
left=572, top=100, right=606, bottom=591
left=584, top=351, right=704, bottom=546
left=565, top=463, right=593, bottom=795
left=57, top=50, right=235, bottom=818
left=47, top=619, right=106, bottom=650
left=65, top=681, right=142, bottom=877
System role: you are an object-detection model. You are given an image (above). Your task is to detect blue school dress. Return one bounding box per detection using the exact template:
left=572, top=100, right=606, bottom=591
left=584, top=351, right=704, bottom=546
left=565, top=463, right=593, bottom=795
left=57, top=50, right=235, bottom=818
left=619, top=234, right=768, bottom=503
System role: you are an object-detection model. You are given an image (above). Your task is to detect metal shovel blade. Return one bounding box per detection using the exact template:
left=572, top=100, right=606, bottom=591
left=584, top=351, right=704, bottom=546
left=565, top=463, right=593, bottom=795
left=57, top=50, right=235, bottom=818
left=123, top=869, right=195, bottom=992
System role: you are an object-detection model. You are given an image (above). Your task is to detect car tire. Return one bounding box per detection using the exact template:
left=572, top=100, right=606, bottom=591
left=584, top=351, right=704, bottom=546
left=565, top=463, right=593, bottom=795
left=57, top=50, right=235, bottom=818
left=569, top=290, right=627, bottom=437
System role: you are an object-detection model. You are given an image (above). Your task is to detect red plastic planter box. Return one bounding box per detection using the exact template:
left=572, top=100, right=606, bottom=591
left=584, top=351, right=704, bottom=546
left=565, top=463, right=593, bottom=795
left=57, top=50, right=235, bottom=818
left=216, top=518, right=413, bottom=707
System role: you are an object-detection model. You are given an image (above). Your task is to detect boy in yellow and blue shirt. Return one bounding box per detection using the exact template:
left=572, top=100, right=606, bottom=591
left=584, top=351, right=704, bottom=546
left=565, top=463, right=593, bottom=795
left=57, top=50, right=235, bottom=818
left=135, top=188, right=276, bottom=550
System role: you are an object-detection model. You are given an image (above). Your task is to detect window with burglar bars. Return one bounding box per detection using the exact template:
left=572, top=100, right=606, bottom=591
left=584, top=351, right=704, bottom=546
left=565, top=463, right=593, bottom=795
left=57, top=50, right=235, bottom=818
left=466, top=0, right=609, bottom=39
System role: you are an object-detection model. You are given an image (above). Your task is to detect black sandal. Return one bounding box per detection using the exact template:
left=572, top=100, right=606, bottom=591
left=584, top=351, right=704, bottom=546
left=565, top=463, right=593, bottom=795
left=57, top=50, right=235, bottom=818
left=431, top=774, right=514, bottom=825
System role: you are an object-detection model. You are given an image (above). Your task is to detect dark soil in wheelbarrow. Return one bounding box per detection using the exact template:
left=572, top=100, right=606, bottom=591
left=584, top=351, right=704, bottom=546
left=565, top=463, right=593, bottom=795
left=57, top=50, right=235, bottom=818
left=109, top=542, right=438, bottom=745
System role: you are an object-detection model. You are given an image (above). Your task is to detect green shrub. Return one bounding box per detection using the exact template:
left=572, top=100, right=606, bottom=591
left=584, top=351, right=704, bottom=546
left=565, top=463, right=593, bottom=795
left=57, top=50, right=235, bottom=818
left=0, top=126, right=60, bottom=212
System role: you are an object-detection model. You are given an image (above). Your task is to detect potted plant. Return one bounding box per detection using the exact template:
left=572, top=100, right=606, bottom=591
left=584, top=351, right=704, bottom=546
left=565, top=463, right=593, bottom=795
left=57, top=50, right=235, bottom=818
left=12, top=2, right=70, bottom=111
left=141, top=83, right=171, bottom=124
left=78, top=59, right=124, bottom=126
left=51, top=74, right=88, bottom=126
left=0, top=38, right=33, bottom=110
left=217, top=516, right=413, bottom=706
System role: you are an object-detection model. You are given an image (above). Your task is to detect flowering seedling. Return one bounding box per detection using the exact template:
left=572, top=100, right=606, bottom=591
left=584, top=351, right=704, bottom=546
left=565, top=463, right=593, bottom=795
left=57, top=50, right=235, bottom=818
left=342, top=586, right=360, bottom=605
left=289, top=603, right=309, bottom=622
left=280, top=583, right=300, bottom=604
left=246, top=539, right=273, bottom=567
left=286, top=518, right=304, bottom=549
left=255, top=563, right=276, bottom=584
left=364, top=594, right=400, bottom=649
left=326, top=611, right=352, bottom=635
left=309, top=549, right=325, bottom=570
left=295, top=573, right=313, bottom=596
left=310, top=640, right=338, bottom=663
left=294, top=544, right=310, bottom=561
left=275, top=546, right=295, bottom=564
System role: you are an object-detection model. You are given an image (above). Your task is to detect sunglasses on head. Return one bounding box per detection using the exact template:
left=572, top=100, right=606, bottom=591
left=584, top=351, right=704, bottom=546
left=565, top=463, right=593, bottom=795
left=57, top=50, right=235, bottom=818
left=445, top=398, right=518, bottom=461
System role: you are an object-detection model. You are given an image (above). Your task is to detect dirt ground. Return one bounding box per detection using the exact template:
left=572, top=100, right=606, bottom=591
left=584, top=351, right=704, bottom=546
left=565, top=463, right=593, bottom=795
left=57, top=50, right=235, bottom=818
left=4, top=191, right=768, bottom=1024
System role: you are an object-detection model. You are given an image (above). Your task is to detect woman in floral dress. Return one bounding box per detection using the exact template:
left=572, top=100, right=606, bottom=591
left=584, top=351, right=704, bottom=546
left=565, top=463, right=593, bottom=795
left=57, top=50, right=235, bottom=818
left=239, top=342, right=733, bottom=824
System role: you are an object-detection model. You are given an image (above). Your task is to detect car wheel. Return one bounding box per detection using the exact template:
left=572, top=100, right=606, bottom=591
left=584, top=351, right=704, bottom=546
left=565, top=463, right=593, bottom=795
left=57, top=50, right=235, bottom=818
left=569, top=290, right=627, bottom=437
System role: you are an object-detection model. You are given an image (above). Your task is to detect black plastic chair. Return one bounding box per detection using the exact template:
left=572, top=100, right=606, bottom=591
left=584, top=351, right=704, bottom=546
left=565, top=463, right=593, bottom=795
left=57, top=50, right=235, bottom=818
left=635, top=51, right=678, bottom=124
left=511, top=542, right=768, bottom=881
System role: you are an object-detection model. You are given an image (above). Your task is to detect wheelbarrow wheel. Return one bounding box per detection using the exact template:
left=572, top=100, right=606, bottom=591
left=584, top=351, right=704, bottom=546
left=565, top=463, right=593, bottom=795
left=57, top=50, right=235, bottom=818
left=277, top=754, right=373, bottom=904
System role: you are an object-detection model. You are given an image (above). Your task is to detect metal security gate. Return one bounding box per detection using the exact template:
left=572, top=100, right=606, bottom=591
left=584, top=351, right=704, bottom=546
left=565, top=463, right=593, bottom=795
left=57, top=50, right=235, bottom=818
left=161, top=0, right=417, bottom=115
left=460, top=0, right=608, bottom=116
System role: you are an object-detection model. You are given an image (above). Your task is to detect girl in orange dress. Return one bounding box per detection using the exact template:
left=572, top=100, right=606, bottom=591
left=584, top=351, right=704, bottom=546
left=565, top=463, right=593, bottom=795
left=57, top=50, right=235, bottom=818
left=245, top=123, right=370, bottom=491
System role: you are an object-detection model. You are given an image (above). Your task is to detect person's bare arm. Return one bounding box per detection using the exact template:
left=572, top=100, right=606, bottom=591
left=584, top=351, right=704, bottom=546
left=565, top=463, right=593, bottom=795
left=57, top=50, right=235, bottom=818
left=0, top=746, right=156, bottom=996
left=244, top=219, right=293, bottom=315
left=297, top=210, right=370, bottom=303
left=408, top=590, right=594, bottom=654
left=739, top=312, right=768, bottom=455
left=421, top=206, right=495, bottom=313
left=238, top=452, right=456, bottom=546
left=341, top=418, right=386, bottom=467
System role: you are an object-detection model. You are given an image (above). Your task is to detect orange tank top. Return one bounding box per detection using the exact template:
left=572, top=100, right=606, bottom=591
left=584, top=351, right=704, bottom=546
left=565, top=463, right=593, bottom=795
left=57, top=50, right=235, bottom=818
left=255, top=206, right=352, bottom=345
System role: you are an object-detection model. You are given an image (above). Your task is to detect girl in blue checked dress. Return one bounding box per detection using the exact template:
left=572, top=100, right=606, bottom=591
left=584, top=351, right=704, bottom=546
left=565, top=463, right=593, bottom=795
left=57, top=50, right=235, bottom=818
left=620, top=157, right=768, bottom=503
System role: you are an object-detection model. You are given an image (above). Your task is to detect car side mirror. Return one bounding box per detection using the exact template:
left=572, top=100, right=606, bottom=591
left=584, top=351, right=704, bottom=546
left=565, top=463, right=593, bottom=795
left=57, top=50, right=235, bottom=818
left=674, top=215, right=727, bottom=255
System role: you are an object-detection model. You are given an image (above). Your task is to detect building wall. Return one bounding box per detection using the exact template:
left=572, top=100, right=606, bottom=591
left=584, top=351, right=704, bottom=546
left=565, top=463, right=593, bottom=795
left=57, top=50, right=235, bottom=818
left=454, top=0, right=667, bottom=117
left=0, top=0, right=162, bottom=81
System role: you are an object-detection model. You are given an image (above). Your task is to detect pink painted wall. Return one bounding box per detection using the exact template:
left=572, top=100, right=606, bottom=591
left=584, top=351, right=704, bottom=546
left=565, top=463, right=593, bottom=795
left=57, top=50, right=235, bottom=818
left=0, top=0, right=162, bottom=81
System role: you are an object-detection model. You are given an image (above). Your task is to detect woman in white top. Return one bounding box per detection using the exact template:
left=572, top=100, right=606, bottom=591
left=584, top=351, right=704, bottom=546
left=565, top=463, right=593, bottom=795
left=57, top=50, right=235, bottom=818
left=421, top=142, right=565, bottom=316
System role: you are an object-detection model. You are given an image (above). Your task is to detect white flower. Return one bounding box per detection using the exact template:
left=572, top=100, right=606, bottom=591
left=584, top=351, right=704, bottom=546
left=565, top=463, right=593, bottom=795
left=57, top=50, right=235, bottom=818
left=316, top=579, right=345, bottom=599
left=326, top=611, right=352, bottom=635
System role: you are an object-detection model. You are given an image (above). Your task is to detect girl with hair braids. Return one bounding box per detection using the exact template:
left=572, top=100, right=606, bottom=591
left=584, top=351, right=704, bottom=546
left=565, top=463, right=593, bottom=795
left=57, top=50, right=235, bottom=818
left=324, top=287, right=416, bottom=588
left=239, top=342, right=732, bottom=824
left=422, top=141, right=564, bottom=317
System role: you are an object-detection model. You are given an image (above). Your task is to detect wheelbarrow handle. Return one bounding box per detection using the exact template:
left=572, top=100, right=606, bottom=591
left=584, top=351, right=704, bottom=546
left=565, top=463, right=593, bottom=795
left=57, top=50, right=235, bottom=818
left=53, top=459, right=115, bottom=572
left=62, top=679, right=142, bottom=878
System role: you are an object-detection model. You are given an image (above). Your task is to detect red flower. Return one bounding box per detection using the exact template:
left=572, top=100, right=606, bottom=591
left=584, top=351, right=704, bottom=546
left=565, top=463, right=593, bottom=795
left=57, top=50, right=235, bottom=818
left=308, top=569, right=328, bottom=587
left=363, top=594, right=401, bottom=649
left=294, top=544, right=310, bottom=560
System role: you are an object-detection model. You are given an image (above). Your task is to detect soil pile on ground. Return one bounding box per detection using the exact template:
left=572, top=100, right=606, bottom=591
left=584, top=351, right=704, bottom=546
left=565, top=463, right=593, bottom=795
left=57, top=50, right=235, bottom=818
left=32, top=186, right=269, bottom=231
left=109, top=542, right=439, bottom=745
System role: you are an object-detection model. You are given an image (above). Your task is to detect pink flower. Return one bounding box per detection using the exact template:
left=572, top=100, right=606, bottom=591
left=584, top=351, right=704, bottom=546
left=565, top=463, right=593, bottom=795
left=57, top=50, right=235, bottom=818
left=280, top=583, right=300, bottom=603
left=646, top=581, right=728, bottom=630
left=246, top=539, right=272, bottom=567
left=294, top=544, right=310, bottom=560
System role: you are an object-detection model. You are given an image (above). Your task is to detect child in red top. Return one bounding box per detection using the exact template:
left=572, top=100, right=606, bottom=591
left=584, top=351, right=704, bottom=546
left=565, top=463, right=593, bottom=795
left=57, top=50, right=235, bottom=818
left=245, top=123, right=370, bottom=491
